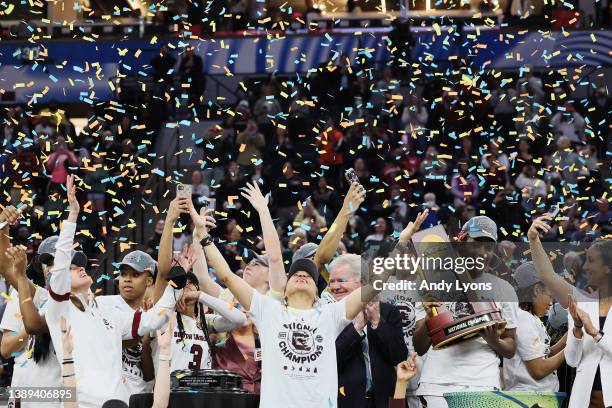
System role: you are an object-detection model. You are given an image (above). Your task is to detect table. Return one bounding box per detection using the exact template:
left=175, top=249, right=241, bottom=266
left=129, top=391, right=260, bottom=408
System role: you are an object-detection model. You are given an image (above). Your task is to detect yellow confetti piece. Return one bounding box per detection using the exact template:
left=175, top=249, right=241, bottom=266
left=339, top=387, right=346, bottom=396
left=228, top=195, right=239, bottom=207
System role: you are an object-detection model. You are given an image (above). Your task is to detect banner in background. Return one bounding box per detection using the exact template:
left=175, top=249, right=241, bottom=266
left=0, top=29, right=610, bottom=103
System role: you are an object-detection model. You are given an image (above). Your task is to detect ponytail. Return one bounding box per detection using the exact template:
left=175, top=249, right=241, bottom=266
left=196, top=303, right=215, bottom=368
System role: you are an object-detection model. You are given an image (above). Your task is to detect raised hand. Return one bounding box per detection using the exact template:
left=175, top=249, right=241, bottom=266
left=0, top=205, right=21, bottom=228
left=5, top=246, right=27, bottom=277
left=168, top=197, right=190, bottom=223
left=568, top=295, right=582, bottom=328
left=191, top=207, right=217, bottom=241
left=60, top=316, right=73, bottom=356
left=399, top=209, right=429, bottom=244
left=396, top=353, right=419, bottom=382
left=66, top=174, right=80, bottom=216
left=578, top=308, right=598, bottom=337
left=342, top=182, right=366, bottom=215
left=527, top=215, right=552, bottom=241
left=240, top=182, right=269, bottom=213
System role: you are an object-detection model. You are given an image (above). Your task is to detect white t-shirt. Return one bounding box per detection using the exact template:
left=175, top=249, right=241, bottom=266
left=0, top=288, right=62, bottom=408
left=379, top=277, right=425, bottom=393
left=151, top=313, right=211, bottom=374
left=248, top=290, right=350, bottom=408
left=416, top=273, right=519, bottom=395
left=96, top=295, right=151, bottom=397
left=504, top=309, right=559, bottom=392
left=45, top=221, right=179, bottom=408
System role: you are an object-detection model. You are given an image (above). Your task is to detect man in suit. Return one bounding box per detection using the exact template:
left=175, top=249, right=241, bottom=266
left=329, top=254, right=408, bottom=408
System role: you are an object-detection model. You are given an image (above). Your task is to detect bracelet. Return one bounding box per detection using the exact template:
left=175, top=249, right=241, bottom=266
left=199, top=235, right=213, bottom=247
left=62, top=374, right=75, bottom=378
left=159, top=354, right=171, bottom=361
left=62, top=359, right=74, bottom=364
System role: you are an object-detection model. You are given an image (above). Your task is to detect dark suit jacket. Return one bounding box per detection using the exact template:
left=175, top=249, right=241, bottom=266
left=336, top=302, right=408, bottom=408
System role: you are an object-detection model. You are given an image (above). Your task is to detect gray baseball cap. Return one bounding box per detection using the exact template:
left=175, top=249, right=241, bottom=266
left=461, top=216, right=498, bottom=242
left=292, top=242, right=318, bottom=263
left=513, top=261, right=541, bottom=288
left=38, top=236, right=59, bottom=263
left=119, top=250, right=156, bottom=275
left=247, top=250, right=269, bottom=267
left=38, top=236, right=88, bottom=268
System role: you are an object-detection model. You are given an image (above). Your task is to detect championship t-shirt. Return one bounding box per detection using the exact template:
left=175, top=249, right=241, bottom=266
left=248, top=290, right=350, bottom=408
left=0, top=288, right=62, bottom=408
left=416, top=273, right=519, bottom=394
left=504, top=309, right=559, bottom=392
left=151, top=312, right=212, bottom=374
left=95, top=295, right=151, bottom=397
left=379, top=277, right=425, bottom=393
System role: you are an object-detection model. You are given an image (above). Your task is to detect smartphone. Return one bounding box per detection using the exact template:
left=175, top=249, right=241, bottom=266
left=206, top=198, right=216, bottom=211
left=176, top=183, right=192, bottom=198
left=345, top=168, right=360, bottom=185
left=548, top=204, right=560, bottom=220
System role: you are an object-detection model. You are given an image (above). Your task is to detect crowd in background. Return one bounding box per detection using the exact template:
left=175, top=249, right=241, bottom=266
left=1, top=55, right=610, bottom=279
left=147, top=61, right=610, bottom=275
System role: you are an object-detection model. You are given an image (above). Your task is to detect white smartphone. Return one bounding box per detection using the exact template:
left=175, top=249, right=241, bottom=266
left=176, top=183, right=193, bottom=198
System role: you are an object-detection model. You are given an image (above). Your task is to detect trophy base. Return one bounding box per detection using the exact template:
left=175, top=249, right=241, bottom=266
left=427, top=305, right=506, bottom=350
left=171, top=369, right=246, bottom=392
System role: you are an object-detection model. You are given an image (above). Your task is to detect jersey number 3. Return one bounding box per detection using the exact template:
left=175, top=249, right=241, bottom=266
left=189, top=344, right=203, bottom=369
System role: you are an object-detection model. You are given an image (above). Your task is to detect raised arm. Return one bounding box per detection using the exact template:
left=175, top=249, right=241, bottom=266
left=345, top=211, right=428, bottom=321
left=182, top=290, right=247, bottom=333
left=314, top=183, right=365, bottom=276
left=203, top=240, right=254, bottom=310
left=48, top=175, right=79, bottom=303
left=59, top=316, right=78, bottom=408
left=190, top=205, right=254, bottom=308
left=240, top=182, right=286, bottom=293
left=124, top=284, right=183, bottom=340
left=7, top=246, right=49, bottom=334
left=200, top=291, right=246, bottom=332
left=152, top=317, right=175, bottom=408
left=190, top=207, right=222, bottom=297
left=0, top=205, right=37, bottom=294
left=528, top=215, right=574, bottom=309
left=154, top=197, right=190, bottom=302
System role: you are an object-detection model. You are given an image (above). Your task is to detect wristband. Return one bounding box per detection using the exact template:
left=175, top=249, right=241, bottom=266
left=594, top=330, right=604, bottom=343
left=62, top=359, right=74, bottom=364
left=62, top=374, right=75, bottom=378
left=199, top=235, right=213, bottom=247
left=159, top=354, right=172, bottom=361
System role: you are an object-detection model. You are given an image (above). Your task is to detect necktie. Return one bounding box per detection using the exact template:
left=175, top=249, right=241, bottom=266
left=361, top=336, right=373, bottom=392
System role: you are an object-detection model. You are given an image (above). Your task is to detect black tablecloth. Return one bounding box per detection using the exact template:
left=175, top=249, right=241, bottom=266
left=129, top=391, right=260, bottom=408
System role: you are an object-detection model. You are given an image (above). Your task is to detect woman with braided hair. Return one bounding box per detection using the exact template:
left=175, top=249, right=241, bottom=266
left=147, top=271, right=246, bottom=374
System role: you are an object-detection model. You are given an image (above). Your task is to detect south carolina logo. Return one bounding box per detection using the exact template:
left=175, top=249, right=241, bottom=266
left=278, top=321, right=324, bottom=363
left=395, top=301, right=416, bottom=336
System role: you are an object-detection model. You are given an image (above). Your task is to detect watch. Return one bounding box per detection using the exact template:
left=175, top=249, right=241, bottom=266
left=594, top=330, right=604, bottom=343
left=199, top=234, right=214, bottom=247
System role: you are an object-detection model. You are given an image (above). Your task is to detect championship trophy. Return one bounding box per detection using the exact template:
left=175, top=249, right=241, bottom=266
left=411, top=225, right=506, bottom=349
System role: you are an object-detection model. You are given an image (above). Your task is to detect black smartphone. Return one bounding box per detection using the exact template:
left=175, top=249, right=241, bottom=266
left=548, top=204, right=560, bottom=220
